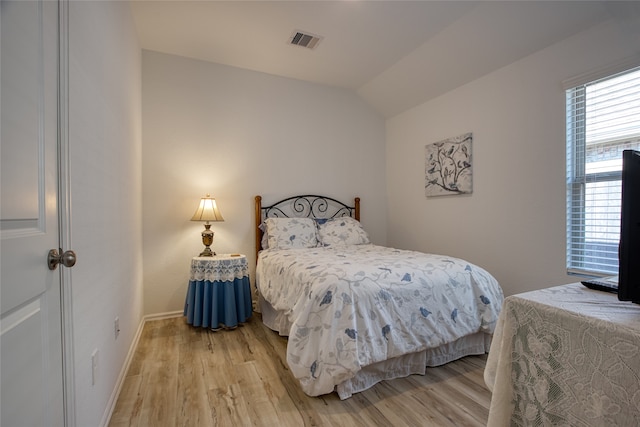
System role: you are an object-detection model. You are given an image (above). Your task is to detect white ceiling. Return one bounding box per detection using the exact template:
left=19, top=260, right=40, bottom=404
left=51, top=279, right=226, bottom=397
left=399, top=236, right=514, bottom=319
left=130, top=1, right=630, bottom=117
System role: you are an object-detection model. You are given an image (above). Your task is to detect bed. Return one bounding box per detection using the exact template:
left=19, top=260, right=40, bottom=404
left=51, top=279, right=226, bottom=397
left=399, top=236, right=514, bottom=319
left=254, top=194, right=504, bottom=399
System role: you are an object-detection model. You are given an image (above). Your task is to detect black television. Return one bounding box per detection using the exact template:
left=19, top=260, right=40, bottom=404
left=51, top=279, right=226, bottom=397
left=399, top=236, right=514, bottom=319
left=618, top=149, right=640, bottom=304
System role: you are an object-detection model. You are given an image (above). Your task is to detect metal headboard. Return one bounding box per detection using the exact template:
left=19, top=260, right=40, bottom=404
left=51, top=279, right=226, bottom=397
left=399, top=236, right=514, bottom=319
left=254, top=195, right=360, bottom=261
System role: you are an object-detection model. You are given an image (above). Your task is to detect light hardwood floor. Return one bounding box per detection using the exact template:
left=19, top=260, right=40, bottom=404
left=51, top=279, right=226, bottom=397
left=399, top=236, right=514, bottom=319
left=109, top=315, right=491, bottom=427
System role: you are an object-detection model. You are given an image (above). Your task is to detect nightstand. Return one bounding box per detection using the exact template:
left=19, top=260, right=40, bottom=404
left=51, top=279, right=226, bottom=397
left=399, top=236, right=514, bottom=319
left=183, top=254, right=252, bottom=330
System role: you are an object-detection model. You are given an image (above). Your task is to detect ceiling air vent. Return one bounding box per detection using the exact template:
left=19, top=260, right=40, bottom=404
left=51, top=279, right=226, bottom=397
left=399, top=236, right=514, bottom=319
left=289, top=30, right=323, bottom=50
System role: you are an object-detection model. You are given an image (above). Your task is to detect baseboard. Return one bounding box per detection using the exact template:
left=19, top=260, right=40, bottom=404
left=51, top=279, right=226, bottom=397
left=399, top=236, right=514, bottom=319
left=144, top=310, right=184, bottom=321
left=100, top=310, right=183, bottom=426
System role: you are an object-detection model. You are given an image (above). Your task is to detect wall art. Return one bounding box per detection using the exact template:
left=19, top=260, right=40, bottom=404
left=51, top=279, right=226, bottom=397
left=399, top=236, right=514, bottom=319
left=425, top=132, right=472, bottom=197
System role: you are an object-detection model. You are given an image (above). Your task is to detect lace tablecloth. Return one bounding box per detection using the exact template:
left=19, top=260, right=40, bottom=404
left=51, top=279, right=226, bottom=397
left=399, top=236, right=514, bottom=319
left=485, top=283, right=640, bottom=426
left=189, top=254, right=250, bottom=282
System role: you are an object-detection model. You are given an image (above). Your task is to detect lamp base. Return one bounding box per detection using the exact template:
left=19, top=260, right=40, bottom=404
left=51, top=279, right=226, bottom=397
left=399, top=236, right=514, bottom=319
left=199, top=247, right=216, bottom=257
left=199, top=223, right=215, bottom=256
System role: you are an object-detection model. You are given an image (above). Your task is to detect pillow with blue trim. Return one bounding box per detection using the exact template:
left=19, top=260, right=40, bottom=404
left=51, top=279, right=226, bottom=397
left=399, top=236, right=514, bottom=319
left=317, top=217, right=370, bottom=246
left=264, top=217, right=318, bottom=249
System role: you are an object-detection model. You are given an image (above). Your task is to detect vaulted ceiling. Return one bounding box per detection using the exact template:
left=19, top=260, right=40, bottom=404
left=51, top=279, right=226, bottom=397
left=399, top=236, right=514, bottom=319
left=130, top=1, right=638, bottom=117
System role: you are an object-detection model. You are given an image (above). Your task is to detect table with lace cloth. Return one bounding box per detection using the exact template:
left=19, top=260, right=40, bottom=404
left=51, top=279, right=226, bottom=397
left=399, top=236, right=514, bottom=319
left=484, top=283, right=640, bottom=426
left=183, top=255, right=252, bottom=329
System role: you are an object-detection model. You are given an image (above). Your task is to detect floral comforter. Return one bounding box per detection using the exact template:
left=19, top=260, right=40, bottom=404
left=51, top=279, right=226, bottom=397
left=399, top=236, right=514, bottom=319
left=256, top=244, right=504, bottom=397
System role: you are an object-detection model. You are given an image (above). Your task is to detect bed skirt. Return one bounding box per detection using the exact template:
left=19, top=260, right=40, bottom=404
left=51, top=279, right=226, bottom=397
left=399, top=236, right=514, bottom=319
left=258, top=295, right=492, bottom=399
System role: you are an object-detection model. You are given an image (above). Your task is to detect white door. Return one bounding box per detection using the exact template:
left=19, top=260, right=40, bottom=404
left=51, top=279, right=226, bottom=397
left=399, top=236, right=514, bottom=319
left=1, top=0, right=66, bottom=425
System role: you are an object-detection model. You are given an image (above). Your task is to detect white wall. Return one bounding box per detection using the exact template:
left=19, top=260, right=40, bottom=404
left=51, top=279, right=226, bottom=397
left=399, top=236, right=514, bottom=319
left=386, top=18, right=640, bottom=298
left=69, top=2, right=142, bottom=426
left=141, top=51, right=387, bottom=315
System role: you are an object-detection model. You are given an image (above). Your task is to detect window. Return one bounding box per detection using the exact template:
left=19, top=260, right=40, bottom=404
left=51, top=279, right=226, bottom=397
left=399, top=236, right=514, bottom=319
left=566, top=67, right=640, bottom=276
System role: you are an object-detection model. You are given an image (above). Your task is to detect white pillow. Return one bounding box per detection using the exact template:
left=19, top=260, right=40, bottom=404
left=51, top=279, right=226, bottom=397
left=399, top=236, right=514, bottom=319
left=317, top=217, right=370, bottom=247
left=264, top=217, right=318, bottom=249
left=259, top=222, right=269, bottom=249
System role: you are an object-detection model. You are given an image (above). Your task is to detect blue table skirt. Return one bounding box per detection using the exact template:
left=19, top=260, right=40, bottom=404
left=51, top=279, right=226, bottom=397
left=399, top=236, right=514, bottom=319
left=183, top=276, right=252, bottom=329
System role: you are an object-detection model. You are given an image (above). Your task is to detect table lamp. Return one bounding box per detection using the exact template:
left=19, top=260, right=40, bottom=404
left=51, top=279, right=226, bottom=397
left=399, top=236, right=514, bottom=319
left=191, top=194, right=224, bottom=256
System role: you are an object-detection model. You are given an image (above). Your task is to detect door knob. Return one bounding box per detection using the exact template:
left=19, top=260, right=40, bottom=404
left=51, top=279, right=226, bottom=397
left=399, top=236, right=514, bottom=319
left=48, top=249, right=77, bottom=270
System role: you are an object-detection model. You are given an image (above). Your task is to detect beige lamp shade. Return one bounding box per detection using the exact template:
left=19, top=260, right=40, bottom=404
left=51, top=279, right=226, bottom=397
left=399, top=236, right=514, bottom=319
left=191, top=194, right=224, bottom=223
left=191, top=194, right=224, bottom=256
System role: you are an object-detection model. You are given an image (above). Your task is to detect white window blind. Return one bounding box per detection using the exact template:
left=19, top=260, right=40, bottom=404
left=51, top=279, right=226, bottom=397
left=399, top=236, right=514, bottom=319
left=566, top=67, right=640, bottom=276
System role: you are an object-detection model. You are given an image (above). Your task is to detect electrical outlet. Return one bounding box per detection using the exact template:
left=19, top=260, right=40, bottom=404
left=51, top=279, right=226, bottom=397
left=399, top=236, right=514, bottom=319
left=114, top=316, right=120, bottom=339
left=91, top=349, right=99, bottom=386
